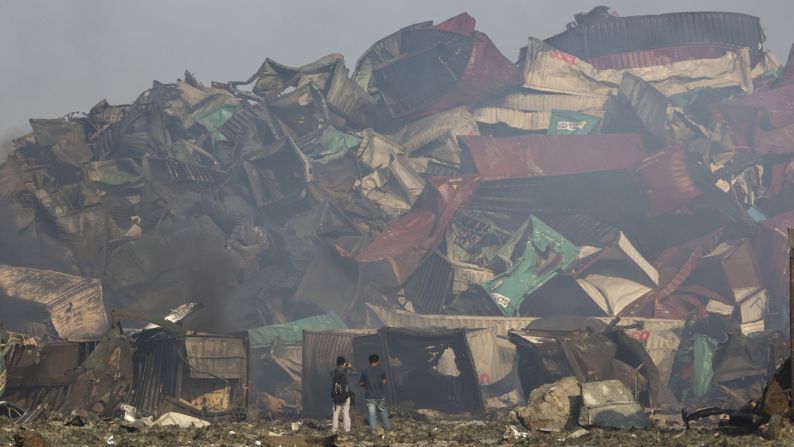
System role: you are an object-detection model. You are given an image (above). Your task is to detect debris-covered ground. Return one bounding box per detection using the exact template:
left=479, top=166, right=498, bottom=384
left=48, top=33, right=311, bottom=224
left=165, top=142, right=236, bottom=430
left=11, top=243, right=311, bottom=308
left=6, top=414, right=794, bottom=447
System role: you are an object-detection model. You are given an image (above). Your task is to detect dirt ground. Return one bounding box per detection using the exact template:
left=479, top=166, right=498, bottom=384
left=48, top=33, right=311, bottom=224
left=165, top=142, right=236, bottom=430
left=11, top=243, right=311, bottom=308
left=3, top=412, right=794, bottom=447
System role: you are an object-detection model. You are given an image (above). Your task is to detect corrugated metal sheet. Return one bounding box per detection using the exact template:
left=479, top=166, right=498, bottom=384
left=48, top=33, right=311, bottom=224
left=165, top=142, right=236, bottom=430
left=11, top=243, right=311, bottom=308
left=461, top=133, right=645, bottom=182
left=185, top=335, right=247, bottom=380
left=403, top=251, right=454, bottom=314
left=0, top=265, right=108, bottom=341
left=633, top=146, right=702, bottom=216
left=523, top=38, right=753, bottom=97
left=481, top=92, right=609, bottom=112
left=301, top=329, right=376, bottom=417
left=367, top=303, right=533, bottom=336
left=248, top=312, right=346, bottom=348
left=545, top=12, right=763, bottom=62
left=587, top=45, right=740, bottom=70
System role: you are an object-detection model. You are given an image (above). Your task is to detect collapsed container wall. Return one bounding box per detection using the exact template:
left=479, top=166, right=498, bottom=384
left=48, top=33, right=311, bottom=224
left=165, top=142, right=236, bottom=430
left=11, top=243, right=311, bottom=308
left=131, top=332, right=248, bottom=417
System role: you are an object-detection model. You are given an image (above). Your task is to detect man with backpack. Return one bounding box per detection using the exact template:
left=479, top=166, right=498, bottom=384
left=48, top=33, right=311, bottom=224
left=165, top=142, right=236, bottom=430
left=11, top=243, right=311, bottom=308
left=330, top=356, right=353, bottom=433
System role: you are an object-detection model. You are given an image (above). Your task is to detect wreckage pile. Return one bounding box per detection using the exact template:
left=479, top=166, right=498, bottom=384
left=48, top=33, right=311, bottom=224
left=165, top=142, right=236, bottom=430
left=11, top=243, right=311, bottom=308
left=2, top=6, right=794, bottom=431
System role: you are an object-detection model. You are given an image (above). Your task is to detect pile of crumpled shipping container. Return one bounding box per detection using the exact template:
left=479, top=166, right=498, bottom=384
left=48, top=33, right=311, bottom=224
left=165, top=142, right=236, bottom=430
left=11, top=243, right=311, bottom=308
left=2, top=8, right=794, bottom=412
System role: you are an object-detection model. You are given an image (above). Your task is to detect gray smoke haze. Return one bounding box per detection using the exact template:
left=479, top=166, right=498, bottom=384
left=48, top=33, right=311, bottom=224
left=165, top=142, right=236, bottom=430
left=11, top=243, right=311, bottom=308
left=0, top=0, right=792, bottom=142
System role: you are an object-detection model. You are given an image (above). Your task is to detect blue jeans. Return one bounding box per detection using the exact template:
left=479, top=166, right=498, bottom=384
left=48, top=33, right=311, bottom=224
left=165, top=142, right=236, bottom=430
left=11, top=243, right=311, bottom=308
left=365, top=398, right=389, bottom=431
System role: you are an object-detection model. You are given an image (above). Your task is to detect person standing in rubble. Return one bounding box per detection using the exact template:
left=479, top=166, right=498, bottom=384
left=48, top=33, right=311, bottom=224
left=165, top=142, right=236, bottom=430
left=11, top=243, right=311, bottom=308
left=330, top=356, right=353, bottom=433
left=359, top=354, right=390, bottom=433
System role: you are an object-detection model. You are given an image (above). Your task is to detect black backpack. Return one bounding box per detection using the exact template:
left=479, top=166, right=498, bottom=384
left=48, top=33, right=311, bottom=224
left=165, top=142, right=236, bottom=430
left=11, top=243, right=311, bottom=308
left=331, top=369, right=350, bottom=404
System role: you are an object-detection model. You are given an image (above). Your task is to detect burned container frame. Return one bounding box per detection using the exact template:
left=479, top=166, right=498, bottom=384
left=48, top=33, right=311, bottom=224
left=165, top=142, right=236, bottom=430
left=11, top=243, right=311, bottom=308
left=129, top=329, right=249, bottom=419
left=351, top=326, right=486, bottom=416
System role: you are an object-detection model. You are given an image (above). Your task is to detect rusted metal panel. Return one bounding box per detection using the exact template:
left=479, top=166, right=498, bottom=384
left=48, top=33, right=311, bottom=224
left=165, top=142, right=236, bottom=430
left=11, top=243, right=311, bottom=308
left=356, top=176, right=480, bottom=287
left=0, top=265, right=108, bottom=341
left=185, top=335, right=246, bottom=380
left=460, top=133, right=645, bottom=182
left=633, top=146, right=701, bottom=216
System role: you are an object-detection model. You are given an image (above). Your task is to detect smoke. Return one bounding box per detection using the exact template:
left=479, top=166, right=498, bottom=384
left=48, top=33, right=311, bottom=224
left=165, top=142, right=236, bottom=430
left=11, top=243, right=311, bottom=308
left=0, top=126, right=27, bottom=161
left=0, top=201, right=77, bottom=273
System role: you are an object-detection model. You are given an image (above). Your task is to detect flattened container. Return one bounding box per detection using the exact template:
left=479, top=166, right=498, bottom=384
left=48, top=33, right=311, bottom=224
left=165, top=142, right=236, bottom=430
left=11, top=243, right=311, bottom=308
left=544, top=12, right=764, bottom=64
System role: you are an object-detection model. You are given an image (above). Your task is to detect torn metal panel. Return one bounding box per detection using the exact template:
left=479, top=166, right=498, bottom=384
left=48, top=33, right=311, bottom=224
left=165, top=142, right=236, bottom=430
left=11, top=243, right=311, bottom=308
left=568, top=231, right=659, bottom=317
left=618, top=73, right=706, bottom=146
left=633, top=146, right=702, bottom=216
left=240, top=136, right=311, bottom=209
left=621, top=230, right=723, bottom=317
left=481, top=216, right=580, bottom=316
left=265, top=83, right=331, bottom=139
left=355, top=129, right=405, bottom=170
left=356, top=176, right=480, bottom=288
left=300, top=329, right=376, bottom=417
left=444, top=209, right=519, bottom=266
left=247, top=54, right=375, bottom=125
left=221, top=103, right=281, bottom=150
left=357, top=13, right=520, bottom=120
left=61, top=327, right=133, bottom=417
left=523, top=38, right=753, bottom=97
left=84, top=158, right=145, bottom=190
left=385, top=107, right=479, bottom=174
left=29, top=118, right=93, bottom=166
left=460, top=133, right=645, bottom=182
left=545, top=11, right=764, bottom=65
left=0, top=265, right=108, bottom=341
left=294, top=125, right=361, bottom=162
left=359, top=153, right=425, bottom=216
left=688, top=239, right=763, bottom=305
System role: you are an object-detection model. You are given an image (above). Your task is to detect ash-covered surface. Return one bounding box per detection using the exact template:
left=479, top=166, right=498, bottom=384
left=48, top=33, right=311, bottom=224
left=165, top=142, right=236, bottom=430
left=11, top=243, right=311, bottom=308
left=3, top=414, right=794, bottom=447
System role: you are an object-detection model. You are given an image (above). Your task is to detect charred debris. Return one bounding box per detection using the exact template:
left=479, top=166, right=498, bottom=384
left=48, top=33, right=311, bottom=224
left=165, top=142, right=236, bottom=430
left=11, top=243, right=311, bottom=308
left=2, top=6, right=794, bottom=434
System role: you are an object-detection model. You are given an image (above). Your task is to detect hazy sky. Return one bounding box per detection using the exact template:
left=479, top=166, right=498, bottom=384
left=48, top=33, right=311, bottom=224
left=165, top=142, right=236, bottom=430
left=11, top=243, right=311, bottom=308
left=1, top=0, right=792, bottom=142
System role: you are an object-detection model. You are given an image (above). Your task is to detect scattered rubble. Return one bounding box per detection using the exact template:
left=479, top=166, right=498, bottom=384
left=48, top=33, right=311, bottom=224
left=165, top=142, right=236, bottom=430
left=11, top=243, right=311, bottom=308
left=1, top=4, right=794, bottom=444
